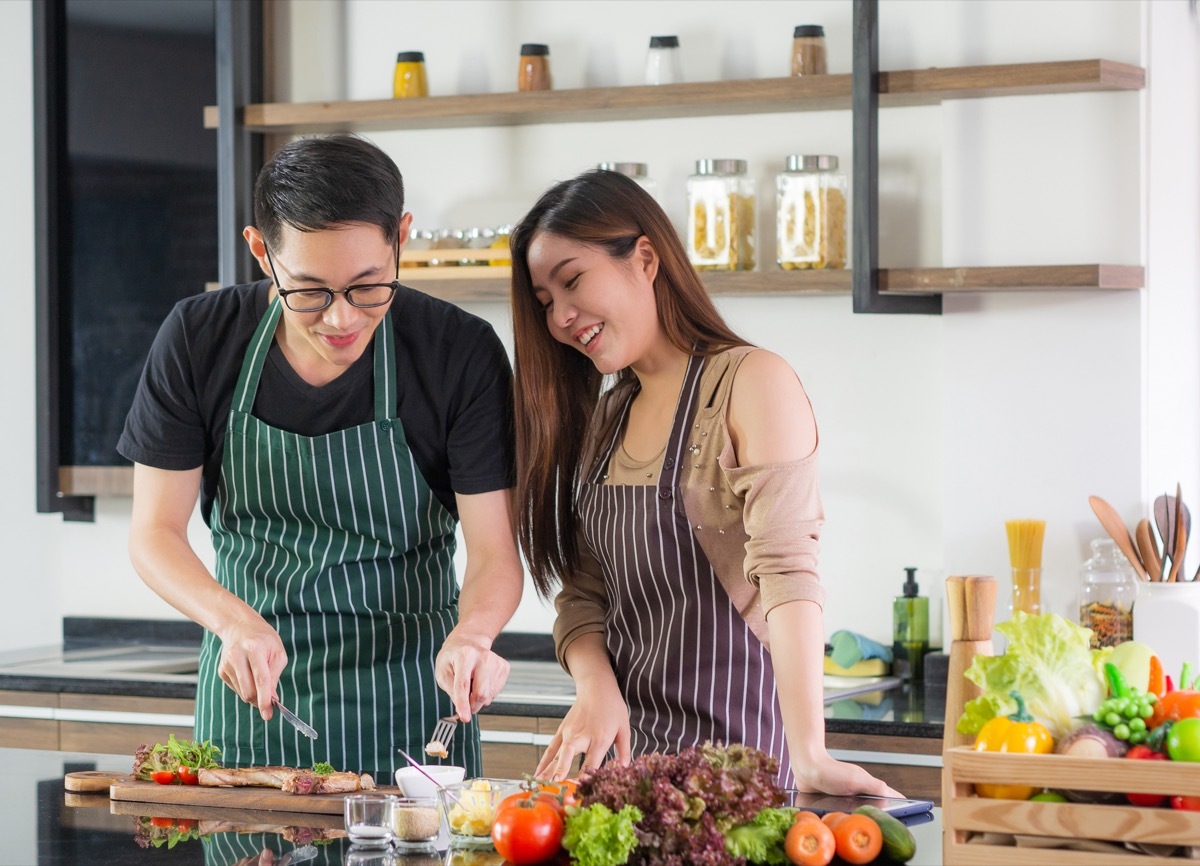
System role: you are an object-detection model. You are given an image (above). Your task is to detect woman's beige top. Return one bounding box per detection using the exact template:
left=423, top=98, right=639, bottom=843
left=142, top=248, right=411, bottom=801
left=553, top=346, right=827, bottom=667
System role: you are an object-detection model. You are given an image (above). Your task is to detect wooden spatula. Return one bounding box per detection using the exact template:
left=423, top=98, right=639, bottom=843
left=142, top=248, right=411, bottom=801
left=1136, top=518, right=1163, bottom=580
left=1169, top=483, right=1188, bottom=582
left=1089, top=496, right=1149, bottom=581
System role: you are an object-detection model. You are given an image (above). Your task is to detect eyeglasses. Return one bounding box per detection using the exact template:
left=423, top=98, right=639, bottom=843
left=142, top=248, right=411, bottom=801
left=263, top=244, right=400, bottom=313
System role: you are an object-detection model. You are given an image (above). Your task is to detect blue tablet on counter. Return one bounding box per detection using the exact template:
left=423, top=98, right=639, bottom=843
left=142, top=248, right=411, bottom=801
left=785, top=792, right=935, bottom=820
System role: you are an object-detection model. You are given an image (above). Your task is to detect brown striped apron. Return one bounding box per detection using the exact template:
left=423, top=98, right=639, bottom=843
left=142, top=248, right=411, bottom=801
left=578, top=352, right=794, bottom=787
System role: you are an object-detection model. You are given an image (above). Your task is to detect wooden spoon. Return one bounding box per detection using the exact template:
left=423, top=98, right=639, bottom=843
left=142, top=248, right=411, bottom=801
left=1169, top=483, right=1188, bottom=582
left=1088, top=496, right=1149, bottom=581
left=1136, top=518, right=1163, bottom=580
left=1155, top=494, right=1177, bottom=572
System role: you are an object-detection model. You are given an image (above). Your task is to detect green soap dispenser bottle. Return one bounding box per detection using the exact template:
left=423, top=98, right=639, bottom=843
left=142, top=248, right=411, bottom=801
left=893, top=566, right=929, bottom=681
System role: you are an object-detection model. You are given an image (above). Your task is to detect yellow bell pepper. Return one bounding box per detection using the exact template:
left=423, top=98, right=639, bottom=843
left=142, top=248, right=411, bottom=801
left=973, top=690, right=1055, bottom=799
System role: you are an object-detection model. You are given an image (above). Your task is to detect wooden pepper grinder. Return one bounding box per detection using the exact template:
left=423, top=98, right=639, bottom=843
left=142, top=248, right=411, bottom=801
left=942, top=575, right=996, bottom=753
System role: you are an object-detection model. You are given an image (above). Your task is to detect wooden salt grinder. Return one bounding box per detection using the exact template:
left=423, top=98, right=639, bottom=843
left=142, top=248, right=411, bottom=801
left=942, top=575, right=996, bottom=753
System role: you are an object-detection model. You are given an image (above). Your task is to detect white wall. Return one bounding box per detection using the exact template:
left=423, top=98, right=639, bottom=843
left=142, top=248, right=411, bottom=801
left=1, top=0, right=1193, bottom=654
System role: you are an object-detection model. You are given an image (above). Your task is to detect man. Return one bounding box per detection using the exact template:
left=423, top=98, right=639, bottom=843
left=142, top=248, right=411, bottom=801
left=119, top=135, right=522, bottom=779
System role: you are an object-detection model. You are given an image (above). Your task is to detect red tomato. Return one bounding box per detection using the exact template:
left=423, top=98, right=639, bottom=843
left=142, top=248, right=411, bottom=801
left=149, top=816, right=174, bottom=828
left=831, top=814, right=883, bottom=865
left=175, top=818, right=197, bottom=833
left=1172, top=795, right=1200, bottom=811
left=149, top=770, right=176, bottom=785
left=177, top=766, right=200, bottom=785
left=1125, top=744, right=1167, bottom=807
left=491, top=797, right=565, bottom=865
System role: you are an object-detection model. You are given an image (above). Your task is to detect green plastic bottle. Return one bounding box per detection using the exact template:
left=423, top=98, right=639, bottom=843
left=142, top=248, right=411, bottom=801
left=892, top=567, right=929, bottom=681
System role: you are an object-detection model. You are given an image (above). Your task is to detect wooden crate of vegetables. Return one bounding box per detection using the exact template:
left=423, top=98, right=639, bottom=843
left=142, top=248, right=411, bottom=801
left=943, top=610, right=1200, bottom=864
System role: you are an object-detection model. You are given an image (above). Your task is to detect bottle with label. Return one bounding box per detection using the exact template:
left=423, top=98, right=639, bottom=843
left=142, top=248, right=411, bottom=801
left=644, top=35, right=682, bottom=85
left=893, top=567, right=929, bottom=681
left=776, top=154, right=847, bottom=270
left=518, top=43, right=552, bottom=91
left=1079, top=538, right=1138, bottom=648
left=393, top=51, right=429, bottom=98
left=686, top=159, right=756, bottom=271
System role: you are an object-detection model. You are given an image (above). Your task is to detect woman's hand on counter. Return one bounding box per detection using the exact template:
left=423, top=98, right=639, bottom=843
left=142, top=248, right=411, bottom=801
left=537, top=634, right=630, bottom=779
left=217, top=615, right=288, bottom=721
left=791, top=751, right=903, bottom=798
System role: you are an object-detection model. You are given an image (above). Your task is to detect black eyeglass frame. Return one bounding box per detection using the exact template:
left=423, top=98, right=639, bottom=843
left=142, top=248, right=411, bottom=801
left=263, top=243, right=402, bottom=313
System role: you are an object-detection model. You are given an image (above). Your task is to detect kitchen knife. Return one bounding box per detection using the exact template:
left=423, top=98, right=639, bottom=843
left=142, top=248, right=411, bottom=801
left=272, top=697, right=318, bottom=739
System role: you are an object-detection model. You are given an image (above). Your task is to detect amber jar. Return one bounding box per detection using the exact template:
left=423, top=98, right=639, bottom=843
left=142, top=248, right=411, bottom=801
left=791, top=25, right=827, bottom=76
left=518, top=43, right=552, bottom=91
left=393, top=51, right=428, bottom=98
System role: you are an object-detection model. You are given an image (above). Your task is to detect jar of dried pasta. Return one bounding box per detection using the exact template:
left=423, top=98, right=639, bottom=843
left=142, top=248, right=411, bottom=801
left=775, top=154, right=847, bottom=270
left=686, top=159, right=756, bottom=271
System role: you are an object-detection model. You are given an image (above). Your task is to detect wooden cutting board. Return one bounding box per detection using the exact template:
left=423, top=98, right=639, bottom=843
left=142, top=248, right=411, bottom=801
left=65, top=771, right=402, bottom=815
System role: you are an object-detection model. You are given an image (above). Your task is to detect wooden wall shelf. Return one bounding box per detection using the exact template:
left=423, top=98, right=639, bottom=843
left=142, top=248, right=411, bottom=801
left=203, top=59, right=1143, bottom=133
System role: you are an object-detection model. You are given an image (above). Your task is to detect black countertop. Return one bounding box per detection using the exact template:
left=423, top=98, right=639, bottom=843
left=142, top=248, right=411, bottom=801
left=0, top=619, right=946, bottom=740
left=7, top=745, right=947, bottom=866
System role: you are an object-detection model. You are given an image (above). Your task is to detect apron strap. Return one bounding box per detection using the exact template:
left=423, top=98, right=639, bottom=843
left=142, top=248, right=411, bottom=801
left=230, top=297, right=396, bottom=420
left=657, top=352, right=706, bottom=490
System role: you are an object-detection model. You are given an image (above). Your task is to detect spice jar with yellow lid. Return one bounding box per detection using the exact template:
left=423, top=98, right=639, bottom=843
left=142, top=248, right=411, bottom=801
left=393, top=51, right=429, bottom=98
left=518, top=44, right=552, bottom=91
left=791, top=25, right=827, bottom=77
left=776, top=154, right=846, bottom=270
left=686, top=159, right=756, bottom=271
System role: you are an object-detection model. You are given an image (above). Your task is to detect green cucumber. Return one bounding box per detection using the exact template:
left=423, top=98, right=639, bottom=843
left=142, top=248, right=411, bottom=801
left=854, top=804, right=917, bottom=863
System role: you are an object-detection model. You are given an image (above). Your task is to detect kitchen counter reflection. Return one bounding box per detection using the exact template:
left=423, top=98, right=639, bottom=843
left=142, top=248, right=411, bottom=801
left=7, top=746, right=946, bottom=866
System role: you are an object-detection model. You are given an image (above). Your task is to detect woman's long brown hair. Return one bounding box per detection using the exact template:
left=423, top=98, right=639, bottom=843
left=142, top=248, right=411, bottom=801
left=511, top=169, right=748, bottom=598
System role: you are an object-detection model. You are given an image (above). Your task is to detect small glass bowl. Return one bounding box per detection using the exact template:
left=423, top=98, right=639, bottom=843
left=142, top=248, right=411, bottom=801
left=438, top=778, right=520, bottom=842
left=392, top=795, right=442, bottom=848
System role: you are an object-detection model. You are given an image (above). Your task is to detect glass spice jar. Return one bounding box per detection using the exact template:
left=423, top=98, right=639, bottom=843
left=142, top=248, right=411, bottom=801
left=518, top=43, right=552, bottom=91
left=791, top=25, right=827, bottom=77
left=597, top=162, right=658, bottom=201
left=393, top=51, right=428, bottom=98
left=1079, top=538, right=1138, bottom=649
left=686, top=159, right=756, bottom=271
left=401, top=228, right=434, bottom=267
left=775, top=154, right=847, bottom=270
left=488, top=225, right=512, bottom=267
left=644, top=35, right=682, bottom=85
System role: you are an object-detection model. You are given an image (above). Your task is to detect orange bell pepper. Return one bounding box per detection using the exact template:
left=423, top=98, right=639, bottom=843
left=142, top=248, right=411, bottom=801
left=973, top=690, right=1055, bottom=799
left=1150, top=690, right=1200, bottom=728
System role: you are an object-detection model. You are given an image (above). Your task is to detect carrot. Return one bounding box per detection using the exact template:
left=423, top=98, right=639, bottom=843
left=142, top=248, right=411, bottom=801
left=1149, top=654, right=1165, bottom=698
left=832, top=813, right=883, bottom=865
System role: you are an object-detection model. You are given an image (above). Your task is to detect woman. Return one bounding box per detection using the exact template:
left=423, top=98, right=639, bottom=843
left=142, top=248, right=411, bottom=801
left=510, top=169, right=897, bottom=795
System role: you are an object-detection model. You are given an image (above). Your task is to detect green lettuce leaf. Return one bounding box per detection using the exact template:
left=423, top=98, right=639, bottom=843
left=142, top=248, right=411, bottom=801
left=956, top=611, right=1111, bottom=740
left=563, top=803, right=642, bottom=866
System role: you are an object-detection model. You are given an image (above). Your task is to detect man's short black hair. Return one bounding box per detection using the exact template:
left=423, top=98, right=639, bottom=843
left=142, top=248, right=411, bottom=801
left=253, top=134, right=406, bottom=252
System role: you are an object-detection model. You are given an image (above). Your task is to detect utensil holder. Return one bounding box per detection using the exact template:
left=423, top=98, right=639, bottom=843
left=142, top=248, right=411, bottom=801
left=1133, top=580, right=1200, bottom=683
left=943, top=575, right=996, bottom=752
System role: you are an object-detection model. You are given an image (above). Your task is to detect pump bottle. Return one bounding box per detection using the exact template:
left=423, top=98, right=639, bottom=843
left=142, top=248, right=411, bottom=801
left=892, top=567, right=929, bottom=680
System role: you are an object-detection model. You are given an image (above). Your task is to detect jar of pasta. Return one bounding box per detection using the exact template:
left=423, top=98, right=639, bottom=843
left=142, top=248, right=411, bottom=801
left=686, top=159, right=756, bottom=271
left=775, top=154, right=847, bottom=270
left=597, top=162, right=658, bottom=202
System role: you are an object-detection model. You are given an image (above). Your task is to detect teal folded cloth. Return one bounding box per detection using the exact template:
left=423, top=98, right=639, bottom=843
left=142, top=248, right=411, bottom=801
left=829, top=630, right=894, bottom=668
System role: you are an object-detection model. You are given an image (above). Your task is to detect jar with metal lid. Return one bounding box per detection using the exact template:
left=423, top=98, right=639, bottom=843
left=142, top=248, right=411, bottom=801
left=429, top=229, right=465, bottom=267
left=401, top=228, right=434, bottom=267
left=462, top=227, right=496, bottom=265
left=489, top=225, right=512, bottom=267
left=686, top=159, right=756, bottom=271
left=776, top=154, right=847, bottom=270
left=518, top=43, right=552, bottom=91
left=393, top=51, right=429, bottom=98
left=1079, top=538, right=1138, bottom=649
left=644, top=35, right=682, bottom=85
left=791, top=25, right=827, bottom=76
left=597, top=162, right=658, bottom=202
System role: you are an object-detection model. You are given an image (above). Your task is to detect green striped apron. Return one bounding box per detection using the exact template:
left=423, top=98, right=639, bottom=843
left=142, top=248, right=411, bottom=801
left=194, top=297, right=481, bottom=782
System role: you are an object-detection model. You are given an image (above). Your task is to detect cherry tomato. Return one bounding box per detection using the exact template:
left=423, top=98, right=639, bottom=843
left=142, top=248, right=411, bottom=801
left=174, top=818, right=197, bottom=833
left=177, top=766, right=200, bottom=785
left=1172, top=795, right=1200, bottom=811
left=1167, top=717, right=1200, bottom=762
left=491, top=797, right=564, bottom=865
left=831, top=813, right=883, bottom=865
left=149, top=816, right=174, bottom=828
left=149, top=770, right=176, bottom=785
left=784, top=815, right=836, bottom=866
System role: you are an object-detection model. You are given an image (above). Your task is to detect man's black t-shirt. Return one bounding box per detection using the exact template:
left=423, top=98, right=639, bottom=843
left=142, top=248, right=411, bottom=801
left=117, top=280, right=514, bottom=524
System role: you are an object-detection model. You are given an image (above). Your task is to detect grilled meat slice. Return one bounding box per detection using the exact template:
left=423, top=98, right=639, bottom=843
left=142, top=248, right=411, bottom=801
left=282, top=771, right=375, bottom=794
left=197, top=766, right=298, bottom=788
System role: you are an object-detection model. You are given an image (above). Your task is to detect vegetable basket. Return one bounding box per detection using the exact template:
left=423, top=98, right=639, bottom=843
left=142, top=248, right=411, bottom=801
left=941, top=575, right=1200, bottom=863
